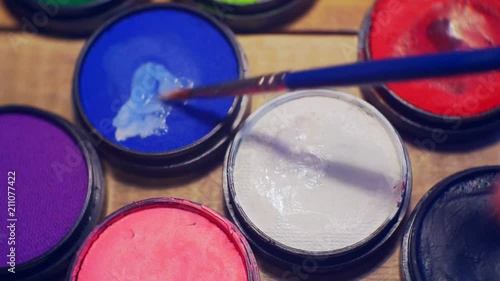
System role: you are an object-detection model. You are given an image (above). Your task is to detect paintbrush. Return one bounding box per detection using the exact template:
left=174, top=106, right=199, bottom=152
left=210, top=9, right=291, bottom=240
left=159, top=47, right=500, bottom=100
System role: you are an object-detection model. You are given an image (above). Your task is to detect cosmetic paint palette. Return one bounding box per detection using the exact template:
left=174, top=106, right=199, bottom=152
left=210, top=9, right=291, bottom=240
left=224, top=90, right=412, bottom=270
left=359, top=0, right=500, bottom=140
left=1, top=1, right=500, bottom=280
left=0, top=106, right=104, bottom=281
left=7, top=0, right=143, bottom=36
left=69, top=198, right=260, bottom=281
left=73, top=4, right=248, bottom=175
left=177, top=0, right=312, bottom=31
left=402, top=166, right=500, bottom=281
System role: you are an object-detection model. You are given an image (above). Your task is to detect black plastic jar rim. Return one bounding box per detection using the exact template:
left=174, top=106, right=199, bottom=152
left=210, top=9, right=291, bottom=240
left=358, top=4, right=500, bottom=125
left=0, top=106, right=105, bottom=281
left=68, top=198, right=261, bottom=281
left=401, top=166, right=500, bottom=281
left=364, top=91, right=500, bottom=142
left=223, top=91, right=413, bottom=270
left=72, top=3, right=248, bottom=173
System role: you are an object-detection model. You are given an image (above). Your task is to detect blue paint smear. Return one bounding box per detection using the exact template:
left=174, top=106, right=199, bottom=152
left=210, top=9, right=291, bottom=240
left=78, top=8, right=239, bottom=153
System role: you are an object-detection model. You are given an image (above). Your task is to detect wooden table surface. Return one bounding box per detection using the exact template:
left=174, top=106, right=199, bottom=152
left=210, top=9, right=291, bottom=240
left=0, top=0, right=498, bottom=280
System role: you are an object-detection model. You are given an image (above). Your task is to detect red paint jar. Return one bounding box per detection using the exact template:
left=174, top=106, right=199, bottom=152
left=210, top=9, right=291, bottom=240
left=359, top=0, right=500, bottom=141
left=68, top=198, right=260, bottom=281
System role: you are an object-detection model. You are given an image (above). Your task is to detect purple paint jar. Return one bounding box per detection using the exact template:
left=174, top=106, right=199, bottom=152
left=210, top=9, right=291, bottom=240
left=0, top=106, right=105, bottom=281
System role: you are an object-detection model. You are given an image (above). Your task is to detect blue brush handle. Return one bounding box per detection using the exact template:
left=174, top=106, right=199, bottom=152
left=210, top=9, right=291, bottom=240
left=285, top=47, right=500, bottom=89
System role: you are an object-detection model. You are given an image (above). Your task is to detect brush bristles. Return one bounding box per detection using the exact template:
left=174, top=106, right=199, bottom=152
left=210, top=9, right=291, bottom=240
left=160, top=89, right=191, bottom=100
left=158, top=72, right=288, bottom=101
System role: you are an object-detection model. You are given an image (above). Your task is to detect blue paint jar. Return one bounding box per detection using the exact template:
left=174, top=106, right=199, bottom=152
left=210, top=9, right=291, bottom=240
left=73, top=4, right=249, bottom=176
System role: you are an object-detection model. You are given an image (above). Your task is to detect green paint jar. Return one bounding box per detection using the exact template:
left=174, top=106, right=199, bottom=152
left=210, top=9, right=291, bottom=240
left=175, top=0, right=313, bottom=32
left=40, top=0, right=104, bottom=6
left=214, top=0, right=261, bottom=5
left=9, top=0, right=145, bottom=36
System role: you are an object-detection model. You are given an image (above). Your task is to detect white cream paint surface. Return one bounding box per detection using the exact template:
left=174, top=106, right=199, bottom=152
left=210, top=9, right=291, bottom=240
left=231, top=90, right=407, bottom=252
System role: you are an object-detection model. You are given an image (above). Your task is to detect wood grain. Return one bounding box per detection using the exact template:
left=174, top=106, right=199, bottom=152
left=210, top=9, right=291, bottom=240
left=275, top=0, right=373, bottom=33
left=0, top=0, right=374, bottom=33
left=1, top=32, right=499, bottom=280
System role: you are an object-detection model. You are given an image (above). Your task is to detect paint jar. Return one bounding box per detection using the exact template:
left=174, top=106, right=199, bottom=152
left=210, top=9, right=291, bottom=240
left=68, top=198, right=260, bottom=281
left=359, top=0, right=500, bottom=141
left=223, top=90, right=412, bottom=270
left=6, top=0, right=145, bottom=36
left=402, top=166, right=500, bottom=281
left=0, top=106, right=105, bottom=281
left=73, top=3, right=249, bottom=176
left=175, top=0, right=313, bottom=32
